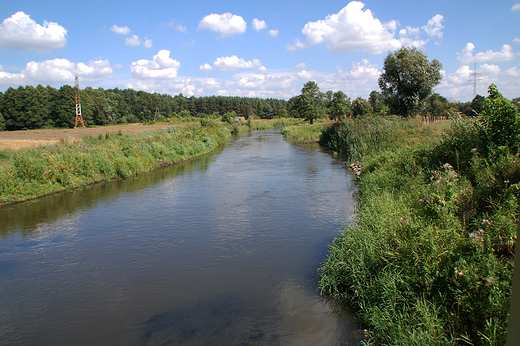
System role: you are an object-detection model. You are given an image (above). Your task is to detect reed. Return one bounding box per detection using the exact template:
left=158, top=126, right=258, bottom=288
left=0, top=124, right=230, bottom=205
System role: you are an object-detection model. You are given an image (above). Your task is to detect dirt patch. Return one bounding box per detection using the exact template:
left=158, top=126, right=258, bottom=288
left=0, top=123, right=196, bottom=150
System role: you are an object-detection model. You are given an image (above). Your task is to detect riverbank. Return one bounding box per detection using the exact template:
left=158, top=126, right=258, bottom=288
left=0, top=123, right=231, bottom=205
left=318, top=114, right=517, bottom=344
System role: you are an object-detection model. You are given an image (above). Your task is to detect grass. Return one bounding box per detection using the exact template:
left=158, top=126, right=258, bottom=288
left=318, top=115, right=517, bottom=345
left=281, top=122, right=330, bottom=143
left=0, top=123, right=231, bottom=205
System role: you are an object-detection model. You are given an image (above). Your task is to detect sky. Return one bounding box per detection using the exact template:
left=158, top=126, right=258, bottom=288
left=0, top=0, right=519, bottom=102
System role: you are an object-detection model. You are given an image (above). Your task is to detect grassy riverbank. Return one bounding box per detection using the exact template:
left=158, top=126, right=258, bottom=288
left=318, top=113, right=517, bottom=344
left=0, top=123, right=231, bottom=205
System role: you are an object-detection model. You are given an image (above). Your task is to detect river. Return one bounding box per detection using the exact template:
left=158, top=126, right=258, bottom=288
left=0, top=129, right=361, bottom=345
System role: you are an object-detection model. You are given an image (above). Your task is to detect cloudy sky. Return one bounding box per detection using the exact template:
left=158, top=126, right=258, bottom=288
left=0, top=0, right=519, bottom=101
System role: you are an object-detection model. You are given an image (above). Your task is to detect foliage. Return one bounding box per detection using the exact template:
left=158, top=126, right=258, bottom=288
left=297, top=81, right=326, bottom=124
left=0, top=124, right=231, bottom=204
left=318, top=88, right=517, bottom=344
left=280, top=123, right=327, bottom=143
left=0, top=85, right=288, bottom=130
left=328, top=90, right=352, bottom=121
left=379, top=47, right=443, bottom=117
left=352, top=97, right=373, bottom=117
left=481, top=84, right=520, bottom=150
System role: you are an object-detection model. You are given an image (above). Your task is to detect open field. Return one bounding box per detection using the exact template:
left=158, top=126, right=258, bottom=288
left=0, top=123, right=197, bottom=150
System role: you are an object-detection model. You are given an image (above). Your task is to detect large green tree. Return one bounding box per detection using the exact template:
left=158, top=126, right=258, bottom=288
left=378, top=47, right=442, bottom=117
left=299, top=81, right=324, bottom=124
left=329, top=90, right=351, bottom=121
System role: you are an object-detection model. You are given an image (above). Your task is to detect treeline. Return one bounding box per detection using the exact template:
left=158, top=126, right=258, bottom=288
left=0, top=85, right=289, bottom=131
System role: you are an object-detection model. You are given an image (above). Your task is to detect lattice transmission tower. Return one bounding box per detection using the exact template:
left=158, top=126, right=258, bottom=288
left=468, top=62, right=482, bottom=97
left=74, top=63, right=85, bottom=128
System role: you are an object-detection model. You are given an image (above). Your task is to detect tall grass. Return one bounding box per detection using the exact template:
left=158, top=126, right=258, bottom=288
left=318, top=115, right=517, bottom=345
left=281, top=123, right=328, bottom=143
left=0, top=124, right=230, bottom=205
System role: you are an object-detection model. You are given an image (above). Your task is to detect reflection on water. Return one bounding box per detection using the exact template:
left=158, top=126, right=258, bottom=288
left=0, top=130, right=360, bottom=345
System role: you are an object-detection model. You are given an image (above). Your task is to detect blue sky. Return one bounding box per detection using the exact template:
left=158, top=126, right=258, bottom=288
left=0, top=0, right=519, bottom=102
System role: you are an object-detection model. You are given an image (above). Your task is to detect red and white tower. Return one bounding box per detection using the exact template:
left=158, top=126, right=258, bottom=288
left=74, top=64, right=85, bottom=128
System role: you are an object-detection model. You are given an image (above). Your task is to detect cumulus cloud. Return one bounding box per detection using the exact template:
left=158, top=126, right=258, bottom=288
left=514, top=37, right=520, bottom=44
left=422, top=14, right=444, bottom=39
left=286, top=38, right=307, bottom=51
left=512, top=3, right=520, bottom=11
left=346, top=59, right=380, bottom=79
left=125, top=34, right=141, bottom=47
left=457, top=42, right=515, bottom=64
left=21, top=58, right=112, bottom=84
left=295, top=63, right=307, bottom=69
left=268, top=29, right=279, bottom=37
left=143, top=38, right=153, bottom=48
left=300, top=1, right=401, bottom=54
left=199, top=63, right=213, bottom=71
left=252, top=18, right=267, bottom=31
left=0, top=11, right=67, bottom=50
left=171, top=22, right=188, bottom=33
left=213, top=55, right=262, bottom=70
left=130, top=50, right=181, bottom=79
left=258, top=66, right=267, bottom=72
left=297, top=70, right=312, bottom=80
left=0, top=65, right=25, bottom=86
left=197, top=13, right=247, bottom=38
left=110, top=25, right=131, bottom=35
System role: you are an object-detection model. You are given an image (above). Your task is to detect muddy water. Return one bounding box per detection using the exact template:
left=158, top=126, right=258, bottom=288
left=0, top=130, right=361, bottom=345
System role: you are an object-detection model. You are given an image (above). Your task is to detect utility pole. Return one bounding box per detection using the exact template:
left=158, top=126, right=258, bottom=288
left=468, top=62, right=482, bottom=98
left=74, top=63, right=85, bottom=128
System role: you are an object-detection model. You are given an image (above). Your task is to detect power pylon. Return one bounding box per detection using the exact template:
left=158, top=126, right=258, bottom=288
left=468, top=62, right=482, bottom=97
left=74, top=63, right=85, bottom=128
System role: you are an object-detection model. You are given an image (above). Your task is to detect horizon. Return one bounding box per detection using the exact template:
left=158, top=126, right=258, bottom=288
left=0, top=1, right=519, bottom=102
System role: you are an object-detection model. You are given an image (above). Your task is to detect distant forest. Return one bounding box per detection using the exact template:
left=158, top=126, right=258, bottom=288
left=0, top=85, right=289, bottom=131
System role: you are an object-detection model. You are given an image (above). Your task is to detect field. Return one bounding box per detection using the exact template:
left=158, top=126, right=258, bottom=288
left=0, top=123, right=196, bottom=150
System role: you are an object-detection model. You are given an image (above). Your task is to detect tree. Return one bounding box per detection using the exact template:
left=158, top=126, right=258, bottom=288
left=352, top=97, right=372, bottom=117
left=329, top=90, right=351, bottom=121
left=299, top=81, right=324, bottom=124
left=260, top=103, right=274, bottom=119
left=378, top=47, right=442, bottom=117
left=368, top=90, right=387, bottom=115
left=482, top=84, right=520, bottom=149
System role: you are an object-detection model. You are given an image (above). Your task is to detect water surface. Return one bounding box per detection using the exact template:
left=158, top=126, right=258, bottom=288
left=0, top=130, right=361, bottom=345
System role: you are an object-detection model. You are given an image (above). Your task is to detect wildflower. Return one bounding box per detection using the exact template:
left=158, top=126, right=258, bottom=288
left=486, top=277, right=494, bottom=287
left=471, top=148, right=478, bottom=153
left=443, top=163, right=453, bottom=171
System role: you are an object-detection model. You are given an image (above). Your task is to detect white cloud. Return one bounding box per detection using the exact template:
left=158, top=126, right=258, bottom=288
left=253, top=18, right=267, bottom=31
left=300, top=1, right=401, bottom=54
left=295, top=63, right=307, bottom=69
left=447, top=65, right=472, bottom=84
left=213, top=55, right=261, bottom=70
left=286, top=38, right=307, bottom=51
left=0, top=65, right=25, bottom=86
left=143, top=38, right=153, bottom=48
left=346, top=59, right=380, bottom=79
left=512, top=3, right=520, bottom=11
left=422, top=14, right=444, bottom=39
left=268, top=30, right=279, bottom=37
left=182, top=39, right=195, bottom=46
left=0, top=11, right=67, bottom=50
left=199, top=63, right=213, bottom=71
left=110, top=25, right=131, bottom=35
left=175, top=23, right=188, bottom=33
left=514, top=37, right=520, bottom=44
left=125, top=34, right=141, bottom=47
left=297, top=70, right=312, bottom=80
left=22, top=58, right=112, bottom=84
left=130, top=50, right=181, bottom=79
left=197, top=13, right=247, bottom=38
left=457, top=42, right=515, bottom=64
left=479, top=63, right=501, bottom=76
left=258, top=66, right=267, bottom=72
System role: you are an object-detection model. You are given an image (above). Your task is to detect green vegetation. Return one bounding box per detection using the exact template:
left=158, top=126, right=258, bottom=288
left=281, top=122, right=329, bottom=143
left=318, top=84, right=518, bottom=345
left=0, top=124, right=230, bottom=205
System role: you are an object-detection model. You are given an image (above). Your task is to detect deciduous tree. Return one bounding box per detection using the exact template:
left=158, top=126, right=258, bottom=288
left=378, top=47, right=442, bottom=117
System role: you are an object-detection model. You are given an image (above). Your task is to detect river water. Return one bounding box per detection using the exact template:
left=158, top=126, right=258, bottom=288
left=0, top=130, right=361, bottom=345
